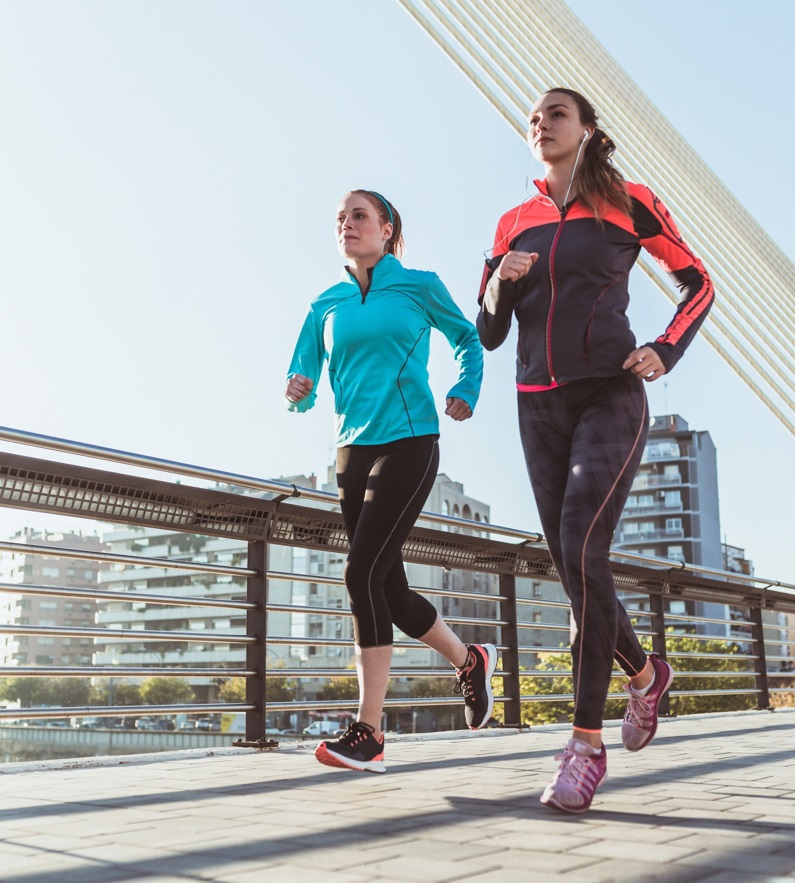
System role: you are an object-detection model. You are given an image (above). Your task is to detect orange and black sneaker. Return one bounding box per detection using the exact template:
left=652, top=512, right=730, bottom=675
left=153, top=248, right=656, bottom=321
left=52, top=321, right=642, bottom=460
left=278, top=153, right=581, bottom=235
left=315, top=721, right=386, bottom=773
left=453, top=643, right=497, bottom=729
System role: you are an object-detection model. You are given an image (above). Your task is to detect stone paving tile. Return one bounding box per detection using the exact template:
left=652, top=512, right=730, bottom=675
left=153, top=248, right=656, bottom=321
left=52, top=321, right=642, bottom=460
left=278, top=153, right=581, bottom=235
left=0, top=710, right=793, bottom=883
left=571, top=839, right=703, bottom=864
left=696, top=875, right=794, bottom=883
left=676, top=848, right=795, bottom=875
left=549, top=858, right=710, bottom=882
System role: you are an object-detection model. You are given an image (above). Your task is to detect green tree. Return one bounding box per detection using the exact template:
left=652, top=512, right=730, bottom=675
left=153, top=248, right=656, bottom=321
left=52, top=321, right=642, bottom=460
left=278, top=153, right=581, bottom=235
left=492, top=631, right=758, bottom=726
left=317, top=676, right=359, bottom=701
left=218, top=676, right=297, bottom=702
left=0, top=676, right=46, bottom=707
left=139, top=678, right=195, bottom=705
left=409, top=676, right=456, bottom=699
left=89, top=682, right=142, bottom=706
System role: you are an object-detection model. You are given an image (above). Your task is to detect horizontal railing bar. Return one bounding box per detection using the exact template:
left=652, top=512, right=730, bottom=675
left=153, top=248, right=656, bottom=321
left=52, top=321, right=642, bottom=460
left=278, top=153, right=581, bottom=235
left=262, top=696, right=509, bottom=713
left=266, top=635, right=508, bottom=652
left=0, top=667, right=254, bottom=678
left=1, top=582, right=253, bottom=611
left=0, top=424, right=542, bottom=544
left=518, top=688, right=762, bottom=703
left=0, top=624, right=255, bottom=643
left=0, top=540, right=256, bottom=577
left=267, top=571, right=508, bottom=605
left=0, top=703, right=253, bottom=721
left=664, top=650, right=760, bottom=661
left=265, top=602, right=507, bottom=629
left=268, top=668, right=509, bottom=679
left=665, top=630, right=750, bottom=645
left=1, top=423, right=791, bottom=590
left=661, top=612, right=754, bottom=627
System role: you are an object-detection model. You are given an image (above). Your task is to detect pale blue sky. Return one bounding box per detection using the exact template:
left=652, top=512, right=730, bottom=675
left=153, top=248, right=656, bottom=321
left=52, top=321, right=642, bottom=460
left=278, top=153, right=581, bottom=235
left=0, top=1, right=792, bottom=583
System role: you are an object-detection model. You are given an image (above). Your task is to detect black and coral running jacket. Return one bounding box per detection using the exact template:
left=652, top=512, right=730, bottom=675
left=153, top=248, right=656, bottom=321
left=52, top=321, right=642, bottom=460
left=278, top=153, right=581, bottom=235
left=477, top=179, right=714, bottom=390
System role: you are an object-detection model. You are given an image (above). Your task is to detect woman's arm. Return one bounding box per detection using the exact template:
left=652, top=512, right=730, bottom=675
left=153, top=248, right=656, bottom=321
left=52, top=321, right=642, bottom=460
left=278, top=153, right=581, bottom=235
left=630, top=184, right=715, bottom=374
left=476, top=251, right=538, bottom=350
left=425, top=275, right=484, bottom=414
left=284, top=307, right=325, bottom=413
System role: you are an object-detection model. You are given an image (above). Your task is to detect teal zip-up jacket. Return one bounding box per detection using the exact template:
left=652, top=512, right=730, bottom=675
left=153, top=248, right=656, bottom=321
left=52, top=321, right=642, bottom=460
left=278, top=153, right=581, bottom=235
left=285, top=254, right=483, bottom=447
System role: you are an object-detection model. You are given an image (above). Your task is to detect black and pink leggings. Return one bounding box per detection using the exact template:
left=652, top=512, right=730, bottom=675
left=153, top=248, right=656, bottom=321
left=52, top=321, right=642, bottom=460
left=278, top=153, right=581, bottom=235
left=336, top=434, right=440, bottom=648
left=518, top=374, right=650, bottom=731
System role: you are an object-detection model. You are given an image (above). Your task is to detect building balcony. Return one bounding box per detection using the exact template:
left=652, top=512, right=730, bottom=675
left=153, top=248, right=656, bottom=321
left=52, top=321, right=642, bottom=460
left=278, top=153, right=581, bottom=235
left=631, top=473, right=683, bottom=489
left=618, top=528, right=686, bottom=543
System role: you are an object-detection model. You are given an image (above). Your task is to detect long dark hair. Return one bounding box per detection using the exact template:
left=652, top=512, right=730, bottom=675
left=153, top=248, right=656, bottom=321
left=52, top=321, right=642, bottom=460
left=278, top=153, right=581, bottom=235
left=544, top=88, right=631, bottom=219
left=351, top=189, right=405, bottom=258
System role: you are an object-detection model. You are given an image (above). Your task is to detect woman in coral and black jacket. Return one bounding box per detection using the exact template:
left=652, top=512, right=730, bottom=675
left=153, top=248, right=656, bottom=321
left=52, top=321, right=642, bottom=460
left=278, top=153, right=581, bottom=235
left=478, top=88, right=713, bottom=814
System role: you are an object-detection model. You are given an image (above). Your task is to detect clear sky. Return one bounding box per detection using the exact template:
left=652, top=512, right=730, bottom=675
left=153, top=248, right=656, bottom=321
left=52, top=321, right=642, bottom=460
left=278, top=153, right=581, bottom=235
left=0, top=1, right=792, bottom=584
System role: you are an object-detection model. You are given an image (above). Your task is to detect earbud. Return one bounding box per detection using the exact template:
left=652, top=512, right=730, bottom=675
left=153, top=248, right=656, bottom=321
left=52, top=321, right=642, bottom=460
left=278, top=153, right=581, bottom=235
left=582, top=130, right=590, bottom=141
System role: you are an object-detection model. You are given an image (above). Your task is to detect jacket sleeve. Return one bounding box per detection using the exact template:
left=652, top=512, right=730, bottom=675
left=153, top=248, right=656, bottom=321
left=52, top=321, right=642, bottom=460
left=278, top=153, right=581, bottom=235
left=631, top=184, right=715, bottom=373
left=284, top=306, right=325, bottom=413
left=425, top=274, right=483, bottom=412
left=476, top=254, right=522, bottom=351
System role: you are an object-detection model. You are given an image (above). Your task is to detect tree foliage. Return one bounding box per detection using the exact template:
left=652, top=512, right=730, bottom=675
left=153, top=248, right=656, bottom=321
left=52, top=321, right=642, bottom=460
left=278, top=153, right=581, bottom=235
left=490, top=631, right=760, bottom=726
left=0, top=677, right=90, bottom=708
left=138, top=677, right=195, bottom=706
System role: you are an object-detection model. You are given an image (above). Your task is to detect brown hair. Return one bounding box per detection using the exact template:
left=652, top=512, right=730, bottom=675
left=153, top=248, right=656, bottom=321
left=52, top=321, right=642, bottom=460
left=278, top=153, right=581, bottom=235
left=351, top=189, right=405, bottom=258
left=544, top=88, right=632, bottom=219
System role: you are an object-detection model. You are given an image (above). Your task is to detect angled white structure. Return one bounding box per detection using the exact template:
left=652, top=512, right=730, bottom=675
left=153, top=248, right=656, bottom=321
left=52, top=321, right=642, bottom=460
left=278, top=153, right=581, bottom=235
left=397, top=0, right=795, bottom=436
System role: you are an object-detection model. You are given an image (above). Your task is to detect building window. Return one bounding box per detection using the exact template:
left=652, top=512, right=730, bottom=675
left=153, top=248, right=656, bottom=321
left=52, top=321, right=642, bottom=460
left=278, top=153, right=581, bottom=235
left=665, top=518, right=683, bottom=533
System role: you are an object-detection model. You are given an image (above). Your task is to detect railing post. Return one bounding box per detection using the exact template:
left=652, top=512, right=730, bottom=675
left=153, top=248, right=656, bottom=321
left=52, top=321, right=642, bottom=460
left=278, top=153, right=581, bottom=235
left=246, top=540, right=267, bottom=741
left=648, top=591, right=670, bottom=715
left=498, top=573, right=522, bottom=726
left=749, top=605, right=771, bottom=710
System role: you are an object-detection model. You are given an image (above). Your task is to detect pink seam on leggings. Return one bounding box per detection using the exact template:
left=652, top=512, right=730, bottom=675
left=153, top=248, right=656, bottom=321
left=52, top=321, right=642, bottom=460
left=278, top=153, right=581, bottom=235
left=574, top=393, right=648, bottom=720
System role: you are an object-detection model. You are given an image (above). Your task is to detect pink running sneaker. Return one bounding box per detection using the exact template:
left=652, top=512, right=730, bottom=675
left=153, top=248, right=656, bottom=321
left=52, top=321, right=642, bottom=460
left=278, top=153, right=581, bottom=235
left=621, top=653, right=675, bottom=752
left=540, top=738, right=607, bottom=814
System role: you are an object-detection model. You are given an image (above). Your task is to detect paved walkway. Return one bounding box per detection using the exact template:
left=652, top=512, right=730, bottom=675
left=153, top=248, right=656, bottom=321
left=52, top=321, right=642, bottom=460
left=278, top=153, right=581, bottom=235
left=1, top=708, right=794, bottom=883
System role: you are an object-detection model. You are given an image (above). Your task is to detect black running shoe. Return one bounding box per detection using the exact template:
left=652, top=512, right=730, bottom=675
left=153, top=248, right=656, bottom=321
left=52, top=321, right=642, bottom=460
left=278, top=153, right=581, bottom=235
left=453, top=643, right=497, bottom=729
left=315, top=721, right=385, bottom=773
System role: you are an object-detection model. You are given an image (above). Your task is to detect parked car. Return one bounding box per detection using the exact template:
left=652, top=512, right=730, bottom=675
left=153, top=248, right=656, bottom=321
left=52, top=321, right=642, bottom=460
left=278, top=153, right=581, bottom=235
left=302, top=720, right=343, bottom=737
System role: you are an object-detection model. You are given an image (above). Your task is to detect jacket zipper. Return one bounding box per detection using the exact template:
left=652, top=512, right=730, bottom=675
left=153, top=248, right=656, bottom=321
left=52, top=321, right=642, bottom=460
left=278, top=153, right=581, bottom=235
left=545, top=204, right=568, bottom=384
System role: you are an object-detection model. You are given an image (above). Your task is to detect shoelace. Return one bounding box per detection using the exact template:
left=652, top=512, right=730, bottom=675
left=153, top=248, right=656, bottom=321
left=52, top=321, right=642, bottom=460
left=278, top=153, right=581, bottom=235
left=337, top=723, right=370, bottom=747
left=554, top=748, right=601, bottom=793
left=453, top=653, right=476, bottom=701
left=623, top=685, right=654, bottom=726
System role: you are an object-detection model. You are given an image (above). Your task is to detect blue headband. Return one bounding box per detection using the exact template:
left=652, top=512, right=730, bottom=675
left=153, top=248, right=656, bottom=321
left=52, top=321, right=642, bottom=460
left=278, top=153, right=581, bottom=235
left=368, top=191, right=394, bottom=226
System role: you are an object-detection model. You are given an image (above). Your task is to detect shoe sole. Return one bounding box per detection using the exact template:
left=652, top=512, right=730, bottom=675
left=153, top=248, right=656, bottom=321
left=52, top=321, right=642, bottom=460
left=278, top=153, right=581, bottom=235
left=469, top=643, right=498, bottom=730
left=540, top=770, right=608, bottom=814
left=625, top=659, right=675, bottom=752
left=315, top=742, right=386, bottom=774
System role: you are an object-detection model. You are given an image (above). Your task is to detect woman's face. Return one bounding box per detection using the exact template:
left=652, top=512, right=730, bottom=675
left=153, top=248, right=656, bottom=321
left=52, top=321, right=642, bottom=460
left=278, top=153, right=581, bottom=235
left=527, top=92, right=590, bottom=165
left=335, top=193, right=392, bottom=264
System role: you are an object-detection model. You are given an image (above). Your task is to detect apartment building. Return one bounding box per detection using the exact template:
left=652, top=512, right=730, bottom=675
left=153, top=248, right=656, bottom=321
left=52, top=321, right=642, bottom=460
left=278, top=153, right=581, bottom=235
left=0, top=529, right=106, bottom=667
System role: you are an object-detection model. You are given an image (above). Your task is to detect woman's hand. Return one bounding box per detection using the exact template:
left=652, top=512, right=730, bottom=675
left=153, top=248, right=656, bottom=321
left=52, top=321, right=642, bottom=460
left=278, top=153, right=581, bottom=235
left=495, top=250, right=538, bottom=282
left=623, top=346, right=666, bottom=382
left=285, top=374, right=314, bottom=402
left=445, top=397, right=472, bottom=421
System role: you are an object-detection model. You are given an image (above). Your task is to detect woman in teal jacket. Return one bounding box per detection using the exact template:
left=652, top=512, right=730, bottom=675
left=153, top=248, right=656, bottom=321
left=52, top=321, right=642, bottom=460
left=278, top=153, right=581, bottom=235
left=285, top=189, right=495, bottom=773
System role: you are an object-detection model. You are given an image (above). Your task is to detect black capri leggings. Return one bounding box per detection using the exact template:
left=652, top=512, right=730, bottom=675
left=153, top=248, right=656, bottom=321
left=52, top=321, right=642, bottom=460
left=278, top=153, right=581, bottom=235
left=518, top=374, right=650, bottom=731
left=336, top=434, right=440, bottom=648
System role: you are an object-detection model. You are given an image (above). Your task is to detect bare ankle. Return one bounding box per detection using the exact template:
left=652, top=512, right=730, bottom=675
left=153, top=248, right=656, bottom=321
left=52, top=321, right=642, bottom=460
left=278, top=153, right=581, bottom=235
left=572, top=729, right=602, bottom=750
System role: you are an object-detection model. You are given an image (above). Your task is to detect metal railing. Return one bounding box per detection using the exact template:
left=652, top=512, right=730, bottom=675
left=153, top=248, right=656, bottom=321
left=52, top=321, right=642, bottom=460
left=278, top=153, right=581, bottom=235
left=0, top=424, right=792, bottom=747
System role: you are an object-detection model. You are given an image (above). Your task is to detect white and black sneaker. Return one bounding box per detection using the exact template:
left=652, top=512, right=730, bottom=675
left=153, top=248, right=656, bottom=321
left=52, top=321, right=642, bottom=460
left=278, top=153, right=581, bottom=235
left=454, top=643, right=497, bottom=729
left=315, top=721, right=386, bottom=773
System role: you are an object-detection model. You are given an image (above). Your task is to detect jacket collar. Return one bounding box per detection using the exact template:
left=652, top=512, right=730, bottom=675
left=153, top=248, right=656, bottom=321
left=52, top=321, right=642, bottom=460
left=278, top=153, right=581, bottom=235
left=340, top=253, right=400, bottom=285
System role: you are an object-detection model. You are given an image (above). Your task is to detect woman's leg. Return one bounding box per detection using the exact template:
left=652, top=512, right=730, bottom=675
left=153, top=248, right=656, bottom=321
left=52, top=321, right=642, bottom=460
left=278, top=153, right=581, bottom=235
left=336, top=436, right=441, bottom=737
left=520, top=377, right=650, bottom=812
left=558, top=375, right=649, bottom=735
